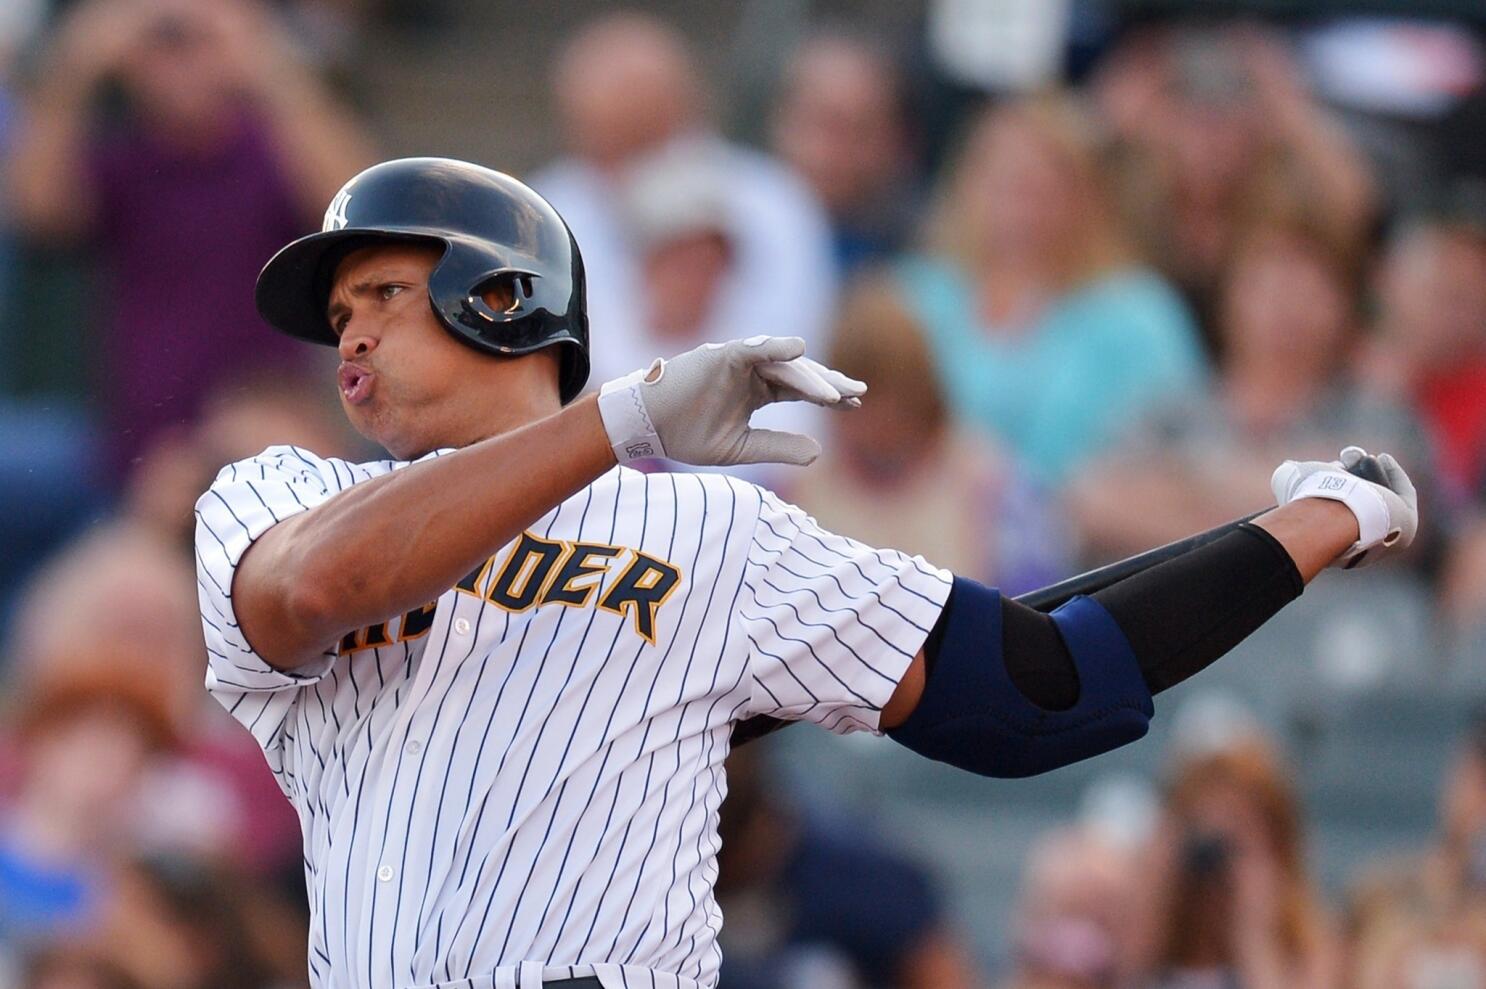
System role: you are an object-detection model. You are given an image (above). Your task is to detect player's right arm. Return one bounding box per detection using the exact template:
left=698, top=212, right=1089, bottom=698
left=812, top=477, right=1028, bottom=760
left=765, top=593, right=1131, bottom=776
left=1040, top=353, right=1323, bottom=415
left=227, top=395, right=615, bottom=671
left=219, top=336, right=864, bottom=671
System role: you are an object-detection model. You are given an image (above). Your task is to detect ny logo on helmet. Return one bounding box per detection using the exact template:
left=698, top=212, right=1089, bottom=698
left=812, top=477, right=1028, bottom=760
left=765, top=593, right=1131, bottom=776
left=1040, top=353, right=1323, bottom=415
left=323, top=187, right=353, bottom=231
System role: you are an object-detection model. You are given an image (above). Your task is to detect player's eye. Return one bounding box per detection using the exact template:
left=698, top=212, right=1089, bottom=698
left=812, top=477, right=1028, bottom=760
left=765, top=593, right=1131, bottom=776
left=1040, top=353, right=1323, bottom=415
left=332, top=313, right=349, bottom=336
left=380, top=284, right=405, bottom=301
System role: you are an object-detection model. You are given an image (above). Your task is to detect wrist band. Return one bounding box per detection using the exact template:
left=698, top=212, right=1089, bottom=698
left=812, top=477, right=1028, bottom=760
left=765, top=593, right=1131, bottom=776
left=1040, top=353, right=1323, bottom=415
left=1291, top=469, right=1391, bottom=553
left=597, top=364, right=666, bottom=464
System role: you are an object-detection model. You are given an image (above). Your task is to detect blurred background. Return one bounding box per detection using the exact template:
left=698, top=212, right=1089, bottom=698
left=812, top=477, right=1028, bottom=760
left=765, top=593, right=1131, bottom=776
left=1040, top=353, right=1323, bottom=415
left=0, top=0, right=1483, bottom=986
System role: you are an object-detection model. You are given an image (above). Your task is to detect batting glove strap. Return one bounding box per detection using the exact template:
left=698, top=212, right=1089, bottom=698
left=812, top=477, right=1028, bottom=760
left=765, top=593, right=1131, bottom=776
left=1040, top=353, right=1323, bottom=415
left=1291, top=469, right=1393, bottom=551
left=598, top=362, right=667, bottom=465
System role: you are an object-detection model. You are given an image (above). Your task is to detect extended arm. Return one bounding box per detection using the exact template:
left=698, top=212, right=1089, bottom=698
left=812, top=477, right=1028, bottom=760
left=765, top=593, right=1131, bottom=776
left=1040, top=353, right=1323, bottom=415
left=881, top=451, right=1417, bottom=775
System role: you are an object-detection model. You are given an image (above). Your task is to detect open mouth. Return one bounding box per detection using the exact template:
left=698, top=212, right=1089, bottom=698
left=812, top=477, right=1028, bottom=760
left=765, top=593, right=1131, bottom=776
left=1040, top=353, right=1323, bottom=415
left=338, top=362, right=375, bottom=405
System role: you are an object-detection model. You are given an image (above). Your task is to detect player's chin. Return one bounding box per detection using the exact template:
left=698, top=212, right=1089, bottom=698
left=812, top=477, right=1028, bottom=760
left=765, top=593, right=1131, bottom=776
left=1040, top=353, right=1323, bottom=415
left=361, top=416, right=430, bottom=461
left=344, top=403, right=400, bottom=453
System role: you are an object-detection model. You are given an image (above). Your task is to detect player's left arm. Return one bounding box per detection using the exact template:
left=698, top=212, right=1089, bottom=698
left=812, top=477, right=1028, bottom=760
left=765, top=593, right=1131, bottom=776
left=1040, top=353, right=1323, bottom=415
left=879, top=451, right=1417, bottom=776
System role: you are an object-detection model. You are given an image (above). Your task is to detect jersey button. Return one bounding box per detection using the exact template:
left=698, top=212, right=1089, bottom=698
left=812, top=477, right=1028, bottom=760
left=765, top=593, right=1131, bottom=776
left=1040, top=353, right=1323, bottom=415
left=453, top=617, right=472, bottom=635
left=377, top=865, right=394, bottom=883
left=405, top=739, right=423, bottom=755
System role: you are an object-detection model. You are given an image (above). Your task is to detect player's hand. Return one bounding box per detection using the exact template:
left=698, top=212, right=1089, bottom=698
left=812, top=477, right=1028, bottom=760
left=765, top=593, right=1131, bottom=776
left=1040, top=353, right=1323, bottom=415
left=596, top=335, right=866, bottom=467
left=1271, top=447, right=1418, bottom=568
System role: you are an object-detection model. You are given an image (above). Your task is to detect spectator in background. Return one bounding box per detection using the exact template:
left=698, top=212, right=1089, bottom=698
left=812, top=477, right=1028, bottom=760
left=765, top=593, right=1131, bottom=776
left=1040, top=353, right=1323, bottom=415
left=96, top=856, right=291, bottom=989
left=0, top=670, right=176, bottom=950
left=1069, top=219, right=1428, bottom=564
left=533, top=11, right=836, bottom=395
left=1359, top=218, right=1486, bottom=637
left=715, top=745, right=981, bottom=989
left=1001, top=827, right=1142, bottom=989
left=784, top=274, right=1066, bottom=593
left=6, top=0, right=375, bottom=471
left=770, top=31, right=921, bottom=274
left=1361, top=218, right=1486, bottom=509
left=1349, top=710, right=1486, bottom=988
left=1094, top=24, right=1378, bottom=348
left=613, top=139, right=825, bottom=486
left=1136, top=741, right=1340, bottom=989
left=898, top=94, right=1204, bottom=487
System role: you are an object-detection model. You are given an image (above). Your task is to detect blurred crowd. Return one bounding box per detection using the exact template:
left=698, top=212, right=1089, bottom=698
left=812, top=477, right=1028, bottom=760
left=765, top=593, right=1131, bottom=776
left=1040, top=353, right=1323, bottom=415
left=0, top=0, right=1482, bottom=986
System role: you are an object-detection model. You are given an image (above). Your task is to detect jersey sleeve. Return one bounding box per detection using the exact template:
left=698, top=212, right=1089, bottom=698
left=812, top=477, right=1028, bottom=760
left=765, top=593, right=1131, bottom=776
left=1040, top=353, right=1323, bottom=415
left=194, top=446, right=346, bottom=762
left=741, top=490, right=953, bottom=735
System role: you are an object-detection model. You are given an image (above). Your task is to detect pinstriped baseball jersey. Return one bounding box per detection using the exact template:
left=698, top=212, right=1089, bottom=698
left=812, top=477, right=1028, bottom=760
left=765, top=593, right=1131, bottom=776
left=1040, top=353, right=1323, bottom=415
left=194, top=445, right=952, bottom=989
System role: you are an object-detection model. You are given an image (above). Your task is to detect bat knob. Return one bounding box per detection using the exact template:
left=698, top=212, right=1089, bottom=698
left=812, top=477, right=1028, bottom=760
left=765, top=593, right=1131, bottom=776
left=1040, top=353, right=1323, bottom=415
left=1341, top=448, right=1389, bottom=486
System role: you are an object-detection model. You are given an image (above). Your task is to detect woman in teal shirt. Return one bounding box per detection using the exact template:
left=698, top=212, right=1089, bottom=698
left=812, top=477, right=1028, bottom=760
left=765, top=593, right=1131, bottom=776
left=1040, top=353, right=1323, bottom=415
left=898, top=95, right=1206, bottom=486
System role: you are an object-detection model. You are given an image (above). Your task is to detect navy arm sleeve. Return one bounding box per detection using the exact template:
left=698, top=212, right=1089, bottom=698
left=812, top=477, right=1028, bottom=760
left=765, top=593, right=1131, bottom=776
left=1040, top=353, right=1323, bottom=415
left=924, top=521, right=1302, bottom=710
left=890, top=523, right=1303, bottom=776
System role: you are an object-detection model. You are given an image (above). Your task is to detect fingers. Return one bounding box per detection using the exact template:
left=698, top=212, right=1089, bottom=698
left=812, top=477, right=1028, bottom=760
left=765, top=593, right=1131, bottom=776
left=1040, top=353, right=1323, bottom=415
left=754, top=357, right=866, bottom=407
left=1339, top=446, right=1367, bottom=469
left=755, top=359, right=840, bottom=405
left=735, top=428, right=821, bottom=467
left=1377, top=452, right=1417, bottom=504
left=733, top=335, right=807, bottom=366
left=799, top=358, right=867, bottom=402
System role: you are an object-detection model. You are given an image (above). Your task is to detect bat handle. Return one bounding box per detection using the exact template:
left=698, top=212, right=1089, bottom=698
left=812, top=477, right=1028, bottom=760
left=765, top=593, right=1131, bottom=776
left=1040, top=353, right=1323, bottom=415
left=1346, top=453, right=1389, bottom=486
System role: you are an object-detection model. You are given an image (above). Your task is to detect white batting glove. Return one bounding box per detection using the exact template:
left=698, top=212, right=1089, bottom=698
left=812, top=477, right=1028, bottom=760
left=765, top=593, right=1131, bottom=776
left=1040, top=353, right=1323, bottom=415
left=596, top=335, right=866, bottom=468
left=1270, top=447, right=1419, bottom=568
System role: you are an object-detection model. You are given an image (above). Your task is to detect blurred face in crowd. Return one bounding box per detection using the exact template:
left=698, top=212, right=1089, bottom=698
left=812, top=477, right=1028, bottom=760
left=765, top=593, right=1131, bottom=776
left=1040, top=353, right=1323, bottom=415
left=1379, top=226, right=1486, bottom=367
left=1160, top=746, right=1307, bottom=967
left=1178, top=776, right=1277, bottom=869
left=965, top=111, right=1086, bottom=265
left=554, top=15, right=702, bottom=170
left=772, top=36, right=907, bottom=216
left=829, top=279, right=947, bottom=479
left=1220, top=231, right=1351, bottom=380
left=328, top=242, right=561, bottom=459
left=24, top=704, right=155, bottom=824
left=118, top=0, right=246, bottom=132
left=1014, top=831, right=1135, bottom=988
left=1164, top=34, right=1265, bottom=201
left=10, top=526, right=203, bottom=726
left=641, top=230, right=733, bottom=339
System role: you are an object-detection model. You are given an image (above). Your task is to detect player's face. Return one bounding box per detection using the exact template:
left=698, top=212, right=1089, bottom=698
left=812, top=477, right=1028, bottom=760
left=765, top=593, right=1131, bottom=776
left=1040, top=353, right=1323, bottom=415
left=326, top=243, right=556, bottom=458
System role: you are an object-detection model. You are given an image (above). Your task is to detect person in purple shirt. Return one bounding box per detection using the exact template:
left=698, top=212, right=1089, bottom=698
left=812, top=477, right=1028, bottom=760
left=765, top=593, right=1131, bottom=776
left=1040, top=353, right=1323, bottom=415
left=7, top=0, right=374, bottom=469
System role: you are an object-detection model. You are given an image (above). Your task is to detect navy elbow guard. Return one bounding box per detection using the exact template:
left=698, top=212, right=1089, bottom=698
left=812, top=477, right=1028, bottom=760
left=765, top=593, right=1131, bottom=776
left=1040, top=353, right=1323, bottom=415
left=886, top=578, right=1154, bottom=778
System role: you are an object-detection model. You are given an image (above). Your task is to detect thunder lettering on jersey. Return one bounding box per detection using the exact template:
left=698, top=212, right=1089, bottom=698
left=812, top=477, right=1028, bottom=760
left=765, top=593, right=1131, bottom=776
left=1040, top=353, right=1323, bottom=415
left=194, top=445, right=952, bottom=989
left=340, top=538, right=681, bottom=656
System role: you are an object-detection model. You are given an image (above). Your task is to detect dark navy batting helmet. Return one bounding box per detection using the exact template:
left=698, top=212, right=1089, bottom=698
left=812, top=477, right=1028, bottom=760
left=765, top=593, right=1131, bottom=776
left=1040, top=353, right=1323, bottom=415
left=255, top=157, right=590, bottom=403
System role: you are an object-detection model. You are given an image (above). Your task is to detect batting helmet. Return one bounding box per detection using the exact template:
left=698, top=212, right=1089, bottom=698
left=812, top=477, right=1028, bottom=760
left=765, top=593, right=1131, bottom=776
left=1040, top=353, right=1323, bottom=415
left=255, top=157, right=590, bottom=403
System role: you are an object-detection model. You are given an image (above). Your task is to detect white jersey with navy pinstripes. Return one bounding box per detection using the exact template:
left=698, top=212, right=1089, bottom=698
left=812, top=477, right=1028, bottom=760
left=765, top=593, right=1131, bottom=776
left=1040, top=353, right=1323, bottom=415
left=195, top=446, right=951, bottom=989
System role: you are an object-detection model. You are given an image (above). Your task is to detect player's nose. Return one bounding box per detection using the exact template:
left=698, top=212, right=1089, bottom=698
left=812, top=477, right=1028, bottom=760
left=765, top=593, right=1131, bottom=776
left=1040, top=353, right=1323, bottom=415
left=337, top=320, right=378, bottom=360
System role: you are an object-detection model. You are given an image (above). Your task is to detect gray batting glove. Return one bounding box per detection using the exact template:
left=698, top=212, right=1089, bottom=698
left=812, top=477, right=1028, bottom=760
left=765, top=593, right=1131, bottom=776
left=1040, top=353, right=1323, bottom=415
left=596, top=335, right=867, bottom=468
left=1270, top=446, right=1419, bottom=568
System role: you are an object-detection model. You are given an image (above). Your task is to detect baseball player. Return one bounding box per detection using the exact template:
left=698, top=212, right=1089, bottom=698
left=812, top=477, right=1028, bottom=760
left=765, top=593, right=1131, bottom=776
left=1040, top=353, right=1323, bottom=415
left=195, top=158, right=1419, bottom=989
